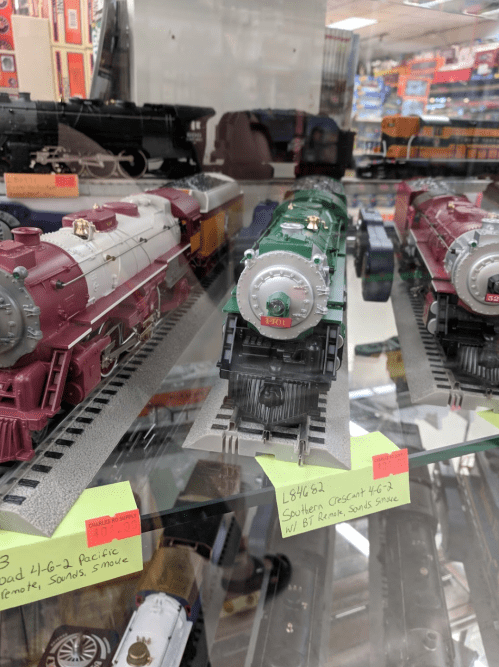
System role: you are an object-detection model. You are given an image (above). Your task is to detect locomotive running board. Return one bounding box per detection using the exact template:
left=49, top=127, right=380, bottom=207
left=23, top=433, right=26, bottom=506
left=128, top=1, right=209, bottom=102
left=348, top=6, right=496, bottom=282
left=391, top=271, right=499, bottom=411
left=182, top=362, right=351, bottom=470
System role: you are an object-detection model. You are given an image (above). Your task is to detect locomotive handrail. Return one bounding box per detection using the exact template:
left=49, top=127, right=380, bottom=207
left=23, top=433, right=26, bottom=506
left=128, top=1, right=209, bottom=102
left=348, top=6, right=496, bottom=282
left=406, top=134, right=417, bottom=160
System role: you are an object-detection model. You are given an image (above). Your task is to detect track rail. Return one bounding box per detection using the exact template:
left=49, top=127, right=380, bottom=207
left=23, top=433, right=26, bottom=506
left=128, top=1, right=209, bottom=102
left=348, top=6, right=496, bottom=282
left=182, top=367, right=352, bottom=469
left=391, top=271, right=499, bottom=411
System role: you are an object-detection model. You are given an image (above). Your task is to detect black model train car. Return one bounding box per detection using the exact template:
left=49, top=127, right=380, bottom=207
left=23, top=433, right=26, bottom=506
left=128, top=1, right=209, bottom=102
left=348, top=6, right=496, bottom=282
left=356, top=114, right=499, bottom=179
left=0, top=93, right=215, bottom=178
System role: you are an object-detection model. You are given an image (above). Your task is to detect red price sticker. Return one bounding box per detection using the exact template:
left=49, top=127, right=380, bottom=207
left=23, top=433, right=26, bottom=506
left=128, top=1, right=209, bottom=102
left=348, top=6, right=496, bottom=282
left=372, top=448, right=408, bottom=480
left=85, top=509, right=141, bottom=548
left=55, top=174, right=78, bottom=189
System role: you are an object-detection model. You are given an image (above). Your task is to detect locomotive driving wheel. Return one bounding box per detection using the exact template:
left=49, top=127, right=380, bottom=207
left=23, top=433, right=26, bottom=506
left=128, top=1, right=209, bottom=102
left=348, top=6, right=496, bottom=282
left=86, top=151, right=118, bottom=178
left=54, top=632, right=99, bottom=667
left=117, top=149, right=148, bottom=178
left=64, top=151, right=85, bottom=176
left=98, top=321, right=123, bottom=377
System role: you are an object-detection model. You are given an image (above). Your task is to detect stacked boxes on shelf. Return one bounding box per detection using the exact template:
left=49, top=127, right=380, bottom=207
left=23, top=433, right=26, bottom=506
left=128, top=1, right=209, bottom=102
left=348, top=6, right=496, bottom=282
left=48, top=0, right=94, bottom=99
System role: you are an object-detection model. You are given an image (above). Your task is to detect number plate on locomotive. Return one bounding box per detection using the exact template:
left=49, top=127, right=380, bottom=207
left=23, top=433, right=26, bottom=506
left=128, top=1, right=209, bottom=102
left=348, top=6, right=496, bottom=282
left=485, top=294, right=499, bottom=303
left=260, top=316, right=292, bottom=328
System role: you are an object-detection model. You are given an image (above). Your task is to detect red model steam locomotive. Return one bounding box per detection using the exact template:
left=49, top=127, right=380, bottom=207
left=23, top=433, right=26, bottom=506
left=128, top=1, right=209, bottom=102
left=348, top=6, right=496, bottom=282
left=394, top=178, right=499, bottom=384
left=0, top=174, right=242, bottom=463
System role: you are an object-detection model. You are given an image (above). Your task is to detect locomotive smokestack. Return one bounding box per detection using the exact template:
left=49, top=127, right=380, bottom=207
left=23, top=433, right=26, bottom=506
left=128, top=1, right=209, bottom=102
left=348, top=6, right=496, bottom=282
left=12, top=228, right=42, bottom=246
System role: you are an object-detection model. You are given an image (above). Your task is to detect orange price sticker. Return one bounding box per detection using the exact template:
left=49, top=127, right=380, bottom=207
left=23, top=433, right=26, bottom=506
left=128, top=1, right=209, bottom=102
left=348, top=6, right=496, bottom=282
left=85, top=509, right=141, bottom=548
left=5, top=173, right=79, bottom=198
left=372, top=448, right=408, bottom=480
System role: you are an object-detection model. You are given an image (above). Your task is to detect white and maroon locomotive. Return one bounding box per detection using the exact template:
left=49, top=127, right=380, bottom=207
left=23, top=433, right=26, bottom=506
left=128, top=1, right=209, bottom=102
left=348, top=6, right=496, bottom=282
left=0, top=174, right=242, bottom=462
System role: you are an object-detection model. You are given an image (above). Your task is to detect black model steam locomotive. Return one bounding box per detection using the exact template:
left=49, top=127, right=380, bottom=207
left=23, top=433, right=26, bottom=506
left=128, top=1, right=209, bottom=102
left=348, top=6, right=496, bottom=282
left=0, top=93, right=215, bottom=178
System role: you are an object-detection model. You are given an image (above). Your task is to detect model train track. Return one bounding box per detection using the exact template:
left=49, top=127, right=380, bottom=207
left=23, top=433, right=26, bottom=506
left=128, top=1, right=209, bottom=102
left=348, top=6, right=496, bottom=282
left=0, top=264, right=229, bottom=536
left=182, top=362, right=351, bottom=469
left=391, top=271, right=499, bottom=411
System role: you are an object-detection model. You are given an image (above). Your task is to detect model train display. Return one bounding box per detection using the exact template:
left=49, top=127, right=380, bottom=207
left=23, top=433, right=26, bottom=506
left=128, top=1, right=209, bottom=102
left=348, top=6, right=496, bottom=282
left=219, top=177, right=347, bottom=429
left=0, top=93, right=215, bottom=178
left=377, top=178, right=499, bottom=388
left=0, top=173, right=242, bottom=464
left=356, top=115, right=499, bottom=178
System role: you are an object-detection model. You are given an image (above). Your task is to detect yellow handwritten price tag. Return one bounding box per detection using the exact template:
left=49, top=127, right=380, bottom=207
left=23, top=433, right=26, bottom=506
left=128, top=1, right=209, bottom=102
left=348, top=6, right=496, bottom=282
left=0, top=482, right=143, bottom=610
left=478, top=410, right=499, bottom=429
left=256, top=432, right=410, bottom=538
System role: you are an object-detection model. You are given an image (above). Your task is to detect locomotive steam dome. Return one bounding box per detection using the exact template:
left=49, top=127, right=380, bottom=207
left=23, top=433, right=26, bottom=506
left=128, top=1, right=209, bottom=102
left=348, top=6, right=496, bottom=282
left=236, top=249, right=329, bottom=339
left=445, top=214, right=499, bottom=315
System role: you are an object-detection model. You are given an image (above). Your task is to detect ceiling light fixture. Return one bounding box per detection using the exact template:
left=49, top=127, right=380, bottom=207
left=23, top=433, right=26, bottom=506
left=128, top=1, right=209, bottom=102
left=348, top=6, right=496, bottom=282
left=327, top=17, right=378, bottom=30
left=404, top=0, right=456, bottom=6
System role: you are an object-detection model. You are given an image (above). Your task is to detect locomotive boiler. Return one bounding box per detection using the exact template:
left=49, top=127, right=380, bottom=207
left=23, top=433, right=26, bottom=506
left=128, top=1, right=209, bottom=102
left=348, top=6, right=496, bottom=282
left=0, top=173, right=242, bottom=463
left=0, top=93, right=215, bottom=178
left=393, top=178, right=499, bottom=385
left=219, top=178, right=347, bottom=429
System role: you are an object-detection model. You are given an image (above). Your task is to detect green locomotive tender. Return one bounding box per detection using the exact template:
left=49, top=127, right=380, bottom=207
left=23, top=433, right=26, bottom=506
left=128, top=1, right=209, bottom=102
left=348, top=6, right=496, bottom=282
left=219, top=179, right=348, bottom=429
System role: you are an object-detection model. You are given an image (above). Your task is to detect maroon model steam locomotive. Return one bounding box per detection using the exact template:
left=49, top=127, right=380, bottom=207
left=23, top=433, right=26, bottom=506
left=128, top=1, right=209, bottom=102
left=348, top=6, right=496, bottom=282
left=0, top=174, right=242, bottom=463
left=394, top=178, right=499, bottom=384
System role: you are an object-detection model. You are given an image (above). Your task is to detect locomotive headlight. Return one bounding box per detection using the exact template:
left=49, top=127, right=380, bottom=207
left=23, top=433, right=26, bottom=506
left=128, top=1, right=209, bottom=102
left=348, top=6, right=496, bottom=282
left=236, top=249, right=329, bottom=339
left=266, top=292, right=290, bottom=318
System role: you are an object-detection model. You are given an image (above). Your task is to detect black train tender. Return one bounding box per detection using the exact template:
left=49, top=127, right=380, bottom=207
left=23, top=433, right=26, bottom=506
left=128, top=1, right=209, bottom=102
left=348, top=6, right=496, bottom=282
left=0, top=93, right=214, bottom=178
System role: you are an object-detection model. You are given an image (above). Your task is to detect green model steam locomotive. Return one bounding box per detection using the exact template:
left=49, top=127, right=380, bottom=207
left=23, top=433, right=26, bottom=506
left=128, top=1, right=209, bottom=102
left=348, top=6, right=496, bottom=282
left=219, top=177, right=348, bottom=429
